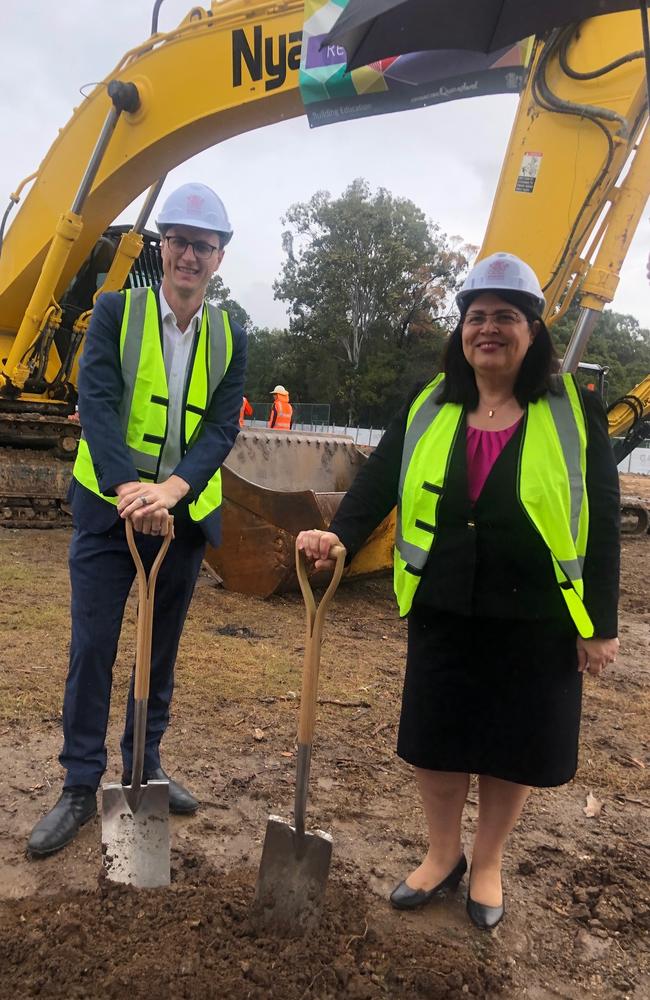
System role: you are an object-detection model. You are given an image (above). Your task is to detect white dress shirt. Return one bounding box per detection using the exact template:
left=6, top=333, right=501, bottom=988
left=157, top=288, right=204, bottom=482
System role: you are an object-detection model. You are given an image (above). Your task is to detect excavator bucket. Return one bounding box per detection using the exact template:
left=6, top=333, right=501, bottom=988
left=205, top=429, right=395, bottom=596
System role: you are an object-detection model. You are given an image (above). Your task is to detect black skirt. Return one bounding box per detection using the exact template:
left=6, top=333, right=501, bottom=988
left=397, top=607, right=582, bottom=788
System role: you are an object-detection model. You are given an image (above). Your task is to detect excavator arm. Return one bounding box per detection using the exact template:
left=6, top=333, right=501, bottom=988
left=608, top=374, right=650, bottom=461
left=0, top=0, right=305, bottom=398
left=478, top=11, right=650, bottom=460
left=0, top=2, right=648, bottom=536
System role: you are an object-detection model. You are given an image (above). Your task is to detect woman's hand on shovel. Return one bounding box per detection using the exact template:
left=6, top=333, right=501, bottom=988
left=296, top=529, right=343, bottom=571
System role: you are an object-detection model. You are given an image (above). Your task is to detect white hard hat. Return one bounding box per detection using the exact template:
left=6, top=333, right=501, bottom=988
left=271, top=384, right=288, bottom=395
left=156, top=182, right=233, bottom=245
left=456, top=252, right=545, bottom=314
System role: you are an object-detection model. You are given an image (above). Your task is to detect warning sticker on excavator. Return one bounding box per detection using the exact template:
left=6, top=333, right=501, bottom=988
left=515, top=152, right=542, bottom=193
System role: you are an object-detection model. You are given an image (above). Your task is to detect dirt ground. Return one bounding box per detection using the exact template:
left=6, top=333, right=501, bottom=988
left=0, top=476, right=648, bottom=999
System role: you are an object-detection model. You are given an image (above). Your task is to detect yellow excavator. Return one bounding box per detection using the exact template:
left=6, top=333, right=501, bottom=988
left=0, top=2, right=648, bottom=591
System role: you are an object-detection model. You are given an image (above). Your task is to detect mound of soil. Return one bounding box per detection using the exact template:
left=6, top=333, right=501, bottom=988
left=1, top=854, right=508, bottom=1000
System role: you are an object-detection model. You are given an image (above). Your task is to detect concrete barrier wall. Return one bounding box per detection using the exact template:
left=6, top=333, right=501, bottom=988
left=617, top=446, right=650, bottom=475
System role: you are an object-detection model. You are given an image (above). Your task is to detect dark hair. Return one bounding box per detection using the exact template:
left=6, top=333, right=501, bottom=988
left=438, top=289, right=559, bottom=408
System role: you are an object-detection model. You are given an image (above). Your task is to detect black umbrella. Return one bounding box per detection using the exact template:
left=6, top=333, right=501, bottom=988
left=323, top=0, right=650, bottom=109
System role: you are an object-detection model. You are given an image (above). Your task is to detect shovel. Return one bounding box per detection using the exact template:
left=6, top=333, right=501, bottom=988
left=254, top=539, right=346, bottom=934
left=101, top=516, right=174, bottom=888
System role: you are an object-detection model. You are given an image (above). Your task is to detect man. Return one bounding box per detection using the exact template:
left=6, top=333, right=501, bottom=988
left=268, top=384, right=293, bottom=429
left=239, top=395, right=253, bottom=427
left=27, top=182, right=247, bottom=857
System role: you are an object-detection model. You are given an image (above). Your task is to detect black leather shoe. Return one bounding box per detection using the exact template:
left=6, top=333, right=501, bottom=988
left=467, top=894, right=505, bottom=930
left=121, top=767, right=199, bottom=815
left=390, top=853, right=468, bottom=910
left=27, top=787, right=97, bottom=858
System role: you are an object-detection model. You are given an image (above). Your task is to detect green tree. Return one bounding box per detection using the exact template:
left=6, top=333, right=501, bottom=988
left=205, top=274, right=251, bottom=331
left=551, top=306, right=650, bottom=404
left=244, top=326, right=296, bottom=417
left=274, top=179, right=471, bottom=424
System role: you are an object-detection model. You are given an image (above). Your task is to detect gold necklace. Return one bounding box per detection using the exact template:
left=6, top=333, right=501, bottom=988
left=482, top=398, right=513, bottom=418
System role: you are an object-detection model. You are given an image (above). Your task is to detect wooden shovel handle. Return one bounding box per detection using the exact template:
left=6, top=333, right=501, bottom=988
left=295, top=541, right=346, bottom=745
left=125, top=518, right=174, bottom=700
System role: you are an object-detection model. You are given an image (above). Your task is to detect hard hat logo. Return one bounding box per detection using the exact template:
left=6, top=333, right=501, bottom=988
left=485, top=260, right=509, bottom=281
left=156, top=182, right=234, bottom=245
left=456, top=251, right=545, bottom=314
left=186, top=194, right=205, bottom=214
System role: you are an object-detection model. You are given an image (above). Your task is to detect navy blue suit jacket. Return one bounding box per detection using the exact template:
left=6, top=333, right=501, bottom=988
left=69, top=288, right=247, bottom=547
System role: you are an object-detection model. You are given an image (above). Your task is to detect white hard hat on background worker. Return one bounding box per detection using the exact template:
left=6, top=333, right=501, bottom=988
left=456, top=252, right=545, bottom=314
left=271, top=385, right=289, bottom=395
left=156, top=182, right=234, bottom=245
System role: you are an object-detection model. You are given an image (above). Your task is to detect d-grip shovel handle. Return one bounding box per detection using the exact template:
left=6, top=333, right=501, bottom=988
left=125, top=518, right=174, bottom=701
left=295, top=541, right=346, bottom=746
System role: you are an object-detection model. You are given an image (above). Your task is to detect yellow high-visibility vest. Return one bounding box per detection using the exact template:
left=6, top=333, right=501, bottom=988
left=73, top=287, right=233, bottom=525
left=394, top=373, right=594, bottom=637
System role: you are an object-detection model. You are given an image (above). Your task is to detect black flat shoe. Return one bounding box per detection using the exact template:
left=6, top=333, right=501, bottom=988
left=120, top=767, right=199, bottom=815
left=27, top=786, right=97, bottom=858
left=466, top=894, right=505, bottom=930
left=390, top=853, right=468, bottom=910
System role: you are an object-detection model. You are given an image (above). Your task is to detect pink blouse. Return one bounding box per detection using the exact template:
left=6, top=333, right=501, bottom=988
left=466, top=419, right=522, bottom=505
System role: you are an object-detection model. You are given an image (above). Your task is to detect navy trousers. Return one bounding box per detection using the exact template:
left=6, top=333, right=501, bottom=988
left=60, top=518, right=205, bottom=790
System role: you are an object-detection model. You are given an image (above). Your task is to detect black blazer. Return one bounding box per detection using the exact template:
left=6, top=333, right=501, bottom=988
left=69, top=289, right=247, bottom=547
left=330, top=388, right=620, bottom=638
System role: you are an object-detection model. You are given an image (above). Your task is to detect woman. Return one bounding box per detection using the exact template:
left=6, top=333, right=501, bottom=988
left=268, top=385, right=293, bottom=429
left=297, top=252, right=620, bottom=931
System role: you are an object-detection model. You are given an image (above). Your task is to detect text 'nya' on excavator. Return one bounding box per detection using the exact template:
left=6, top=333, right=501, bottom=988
left=0, top=0, right=648, bottom=596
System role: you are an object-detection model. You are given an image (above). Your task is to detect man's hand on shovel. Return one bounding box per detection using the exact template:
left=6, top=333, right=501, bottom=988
left=116, top=475, right=189, bottom=535
left=296, top=529, right=343, bottom=571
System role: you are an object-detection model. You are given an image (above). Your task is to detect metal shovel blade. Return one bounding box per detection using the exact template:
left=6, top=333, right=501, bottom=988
left=101, top=779, right=170, bottom=888
left=253, top=815, right=333, bottom=934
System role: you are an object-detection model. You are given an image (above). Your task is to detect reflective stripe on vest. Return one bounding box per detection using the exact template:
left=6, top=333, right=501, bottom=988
left=73, top=287, right=233, bottom=524
left=518, top=374, right=592, bottom=637
left=394, top=373, right=594, bottom=637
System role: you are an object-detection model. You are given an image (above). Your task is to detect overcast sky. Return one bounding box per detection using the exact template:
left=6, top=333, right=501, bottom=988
left=1, top=0, right=648, bottom=331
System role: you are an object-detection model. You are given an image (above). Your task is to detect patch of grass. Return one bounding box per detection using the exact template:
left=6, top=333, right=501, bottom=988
left=0, top=605, right=69, bottom=630
left=0, top=675, right=64, bottom=721
left=174, top=629, right=384, bottom=709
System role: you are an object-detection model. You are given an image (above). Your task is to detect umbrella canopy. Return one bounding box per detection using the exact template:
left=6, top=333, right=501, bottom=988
left=323, top=0, right=650, bottom=88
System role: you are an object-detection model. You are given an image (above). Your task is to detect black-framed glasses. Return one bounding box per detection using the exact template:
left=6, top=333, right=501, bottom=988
left=164, top=235, right=220, bottom=260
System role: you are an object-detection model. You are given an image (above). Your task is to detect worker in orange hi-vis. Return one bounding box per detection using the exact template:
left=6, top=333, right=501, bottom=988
left=239, top=395, right=253, bottom=427
left=268, top=385, right=293, bottom=430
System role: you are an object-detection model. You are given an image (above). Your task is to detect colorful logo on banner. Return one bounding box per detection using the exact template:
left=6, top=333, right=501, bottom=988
left=300, top=0, right=531, bottom=128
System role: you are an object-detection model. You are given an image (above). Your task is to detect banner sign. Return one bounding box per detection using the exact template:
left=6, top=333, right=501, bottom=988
left=300, top=0, right=531, bottom=128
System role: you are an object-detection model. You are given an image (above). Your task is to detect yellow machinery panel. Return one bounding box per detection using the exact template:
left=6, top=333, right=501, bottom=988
left=480, top=11, right=648, bottom=320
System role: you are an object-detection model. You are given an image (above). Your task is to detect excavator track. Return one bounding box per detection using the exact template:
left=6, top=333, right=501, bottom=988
left=0, top=447, right=75, bottom=527
left=620, top=494, right=650, bottom=535
left=0, top=413, right=79, bottom=528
